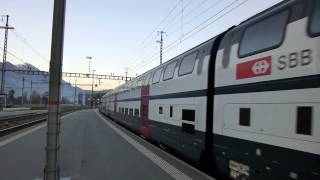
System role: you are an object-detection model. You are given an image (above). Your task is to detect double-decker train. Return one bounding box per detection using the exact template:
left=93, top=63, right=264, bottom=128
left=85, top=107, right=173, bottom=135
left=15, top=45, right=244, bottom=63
left=99, top=0, right=320, bottom=179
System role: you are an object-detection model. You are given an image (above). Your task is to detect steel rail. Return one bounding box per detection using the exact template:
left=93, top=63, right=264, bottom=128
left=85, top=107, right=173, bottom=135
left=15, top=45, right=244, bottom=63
left=0, top=109, right=81, bottom=137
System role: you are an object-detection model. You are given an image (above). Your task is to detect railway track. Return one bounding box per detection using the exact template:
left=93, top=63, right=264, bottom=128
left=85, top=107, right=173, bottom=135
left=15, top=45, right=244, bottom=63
left=0, top=109, right=83, bottom=137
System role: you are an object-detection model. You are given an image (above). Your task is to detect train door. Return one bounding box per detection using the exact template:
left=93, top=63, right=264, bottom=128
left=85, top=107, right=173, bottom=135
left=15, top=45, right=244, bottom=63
left=140, top=85, right=150, bottom=137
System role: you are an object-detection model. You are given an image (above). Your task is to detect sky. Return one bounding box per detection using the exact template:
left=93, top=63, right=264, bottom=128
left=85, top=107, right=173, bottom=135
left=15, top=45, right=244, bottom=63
left=0, top=0, right=283, bottom=90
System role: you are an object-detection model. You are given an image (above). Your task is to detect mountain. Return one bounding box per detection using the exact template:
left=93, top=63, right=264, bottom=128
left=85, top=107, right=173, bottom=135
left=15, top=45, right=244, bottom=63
left=16, top=63, right=39, bottom=71
left=0, top=62, right=95, bottom=105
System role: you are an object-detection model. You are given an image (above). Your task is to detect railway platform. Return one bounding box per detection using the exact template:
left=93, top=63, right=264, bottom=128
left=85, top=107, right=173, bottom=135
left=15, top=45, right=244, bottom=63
left=0, top=109, right=214, bottom=180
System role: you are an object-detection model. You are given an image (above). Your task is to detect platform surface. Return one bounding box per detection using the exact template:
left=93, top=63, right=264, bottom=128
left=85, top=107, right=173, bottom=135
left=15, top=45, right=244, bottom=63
left=0, top=109, right=214, bottom=180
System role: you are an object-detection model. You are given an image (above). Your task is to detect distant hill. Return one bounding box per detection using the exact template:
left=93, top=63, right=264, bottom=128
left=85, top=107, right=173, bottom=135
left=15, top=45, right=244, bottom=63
left=15, top=63, right=39, bottom=71
left=0, top=62, right=103, bottom=105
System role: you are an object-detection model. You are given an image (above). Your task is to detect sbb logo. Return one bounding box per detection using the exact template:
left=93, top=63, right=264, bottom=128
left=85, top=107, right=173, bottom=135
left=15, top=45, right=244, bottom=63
left=251, top=60, right=270, bottom=75
left=236, top=57, right=272, bottom=80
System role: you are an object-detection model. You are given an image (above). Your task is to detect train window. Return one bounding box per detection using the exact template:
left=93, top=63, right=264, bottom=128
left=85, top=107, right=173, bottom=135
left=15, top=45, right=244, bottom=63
left=134, top=109, right=139, bottom=117
left=309, top=0, right=320, bottom=36
left=239, top=10, right=289, bottom=57
left=159, top=106, right=163, bottom=114
left=222, top=31, right=234, bottom=68
left=119, top=107, right=121, bottom=112
left=296, top=106, right=312, bottom=135
left=144, top=73, right=151, bottom=85
left=182, top=109, right=195, bottom=134
left=137, top=77, right=143, bottom=87
left=182, top=109, right=195, bottom=122
left=170, top=106, right=173, bottom=117
left=163, top=61, right=177, bottom=81
left=125, top=108, right=128, bottom=115
left=239, top=108, right=250, bottom=126
left=197, top=47, right=207, bottom=74
left=178, top=51, right=198, bottom=76
left=152, top=68, right=163, bottom=84
left=129, top=109, right=133, bottom=116
left=130, top=81, right=136, bottom=88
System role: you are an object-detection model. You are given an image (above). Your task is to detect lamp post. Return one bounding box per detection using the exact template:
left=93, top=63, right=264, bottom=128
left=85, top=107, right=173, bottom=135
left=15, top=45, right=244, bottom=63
left=86, top=56, right=92, bottom=107
left=86, top=56, right=92, bottom=75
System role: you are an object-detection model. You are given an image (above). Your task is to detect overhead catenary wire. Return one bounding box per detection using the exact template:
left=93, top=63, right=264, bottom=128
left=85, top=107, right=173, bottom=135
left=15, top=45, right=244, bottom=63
left=132, top=0, right=248, bottom=74
left=130, top=0, right=215, bottom=72
left=0, top=46, right=50, bottom=72
left=137, top=0, right=181, bottom=48
left=128, top=0, right=195, bottom=71
left=137, top=0, right=193, bottom=57
left=162, top=0, right=242, bottom=52
left=130, top=0, right=234, bottom=73
left=176, top=0, right=212, bottom=26
left=131, top=0, right=240, bottom=73
left=0, top=53, right=22, bottom=65
left=127, top=0, right=182, bottom=69
left=0, top=46, right=27, bottom=64
left=168, top=0, right=223, bottom=36
left=1, top=31, right=50, bottom=70
left=131, top=0, right=224, bottom=72
left=161, top=0, right=194, bottom=31
left=11, top=30, right=50, bottom=64
left=169, top=0, right=248, bottom=50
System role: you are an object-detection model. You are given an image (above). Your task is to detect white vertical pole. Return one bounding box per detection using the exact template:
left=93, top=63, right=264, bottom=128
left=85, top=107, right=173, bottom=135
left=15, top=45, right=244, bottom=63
left=44, top=0, right=66, bottom=179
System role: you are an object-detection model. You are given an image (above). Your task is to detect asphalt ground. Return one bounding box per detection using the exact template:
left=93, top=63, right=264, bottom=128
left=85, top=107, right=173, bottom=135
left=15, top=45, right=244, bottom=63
left=0, top=109, right=214, bottom=180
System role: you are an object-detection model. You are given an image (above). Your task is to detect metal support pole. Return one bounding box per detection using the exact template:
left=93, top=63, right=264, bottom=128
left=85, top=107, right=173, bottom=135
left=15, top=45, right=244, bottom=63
left=73, top=79, right=77, bottom=106
left=91, top=70, right=95, bottom=108
left=159, top=33, right=163, bottom=64
left=29, top=80, right=32, bottom=106
left=89, top=59, right=91, bottom=75
left=124, top=67, right=128, bottom=82
left=44, top=0, right=66, bottom=179
left=21, top=76, right=24, bottom=105
left=86, top=56, right=92, bottom=75
left=0, top=15, right=14, bottom=111
left=156, top=31, right=166, bottom=65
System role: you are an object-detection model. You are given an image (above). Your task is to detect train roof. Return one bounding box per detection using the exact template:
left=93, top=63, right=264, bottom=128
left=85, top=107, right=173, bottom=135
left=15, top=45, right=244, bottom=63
left=104, top=37, right=217, bottom=96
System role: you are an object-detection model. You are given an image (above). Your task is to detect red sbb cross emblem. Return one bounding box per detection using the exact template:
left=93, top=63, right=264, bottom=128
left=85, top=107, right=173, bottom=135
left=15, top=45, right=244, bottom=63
left=236, top=56, right=272, bottom=80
